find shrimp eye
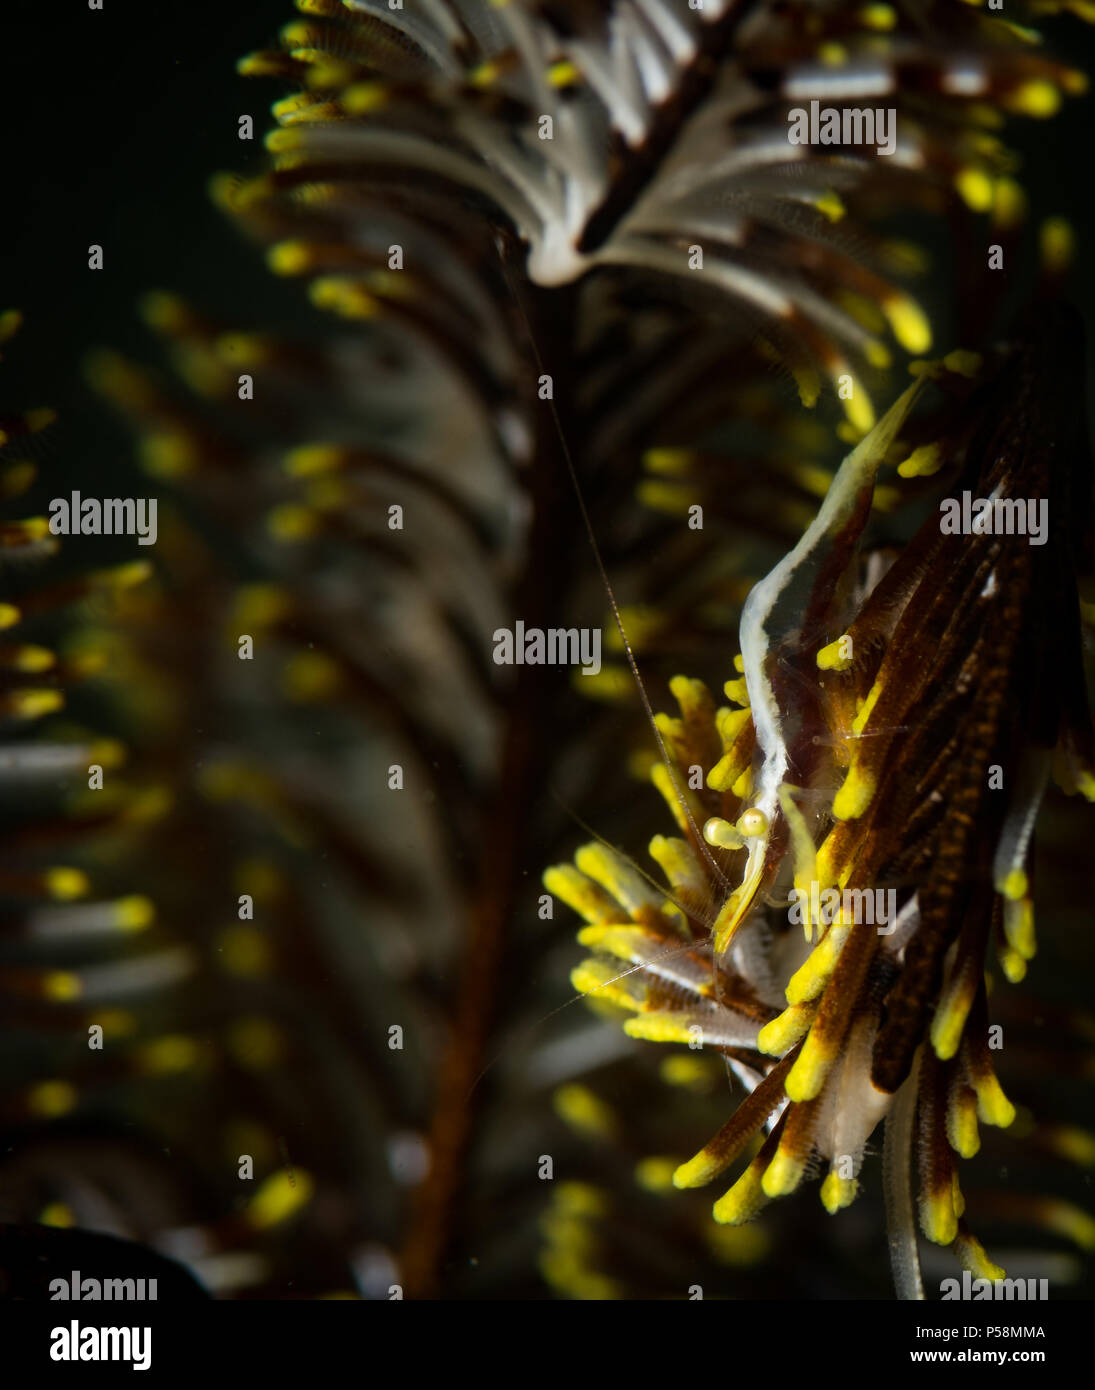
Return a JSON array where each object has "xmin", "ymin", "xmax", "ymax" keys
[
  {"xmin": 703, "ymin": 817, "xmax": 743, "ymax": 849},
  {"xmin": 736, "ymin": 807, "xmax": 768, "ymax": 838}
]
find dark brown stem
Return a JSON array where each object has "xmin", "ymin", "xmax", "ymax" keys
[{"xmin": 398, "ymin": 277, "xmax": 578, "ymax": 1298}]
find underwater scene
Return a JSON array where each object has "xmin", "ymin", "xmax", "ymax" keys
[{"xmin": 2, "ymin": 0, "xmax": 1094, "ymax": 1317}]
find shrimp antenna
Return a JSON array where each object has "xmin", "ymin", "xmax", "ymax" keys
[{"xmin": 493, "ymin": 231, "xmax": 732, "ymax": 895}]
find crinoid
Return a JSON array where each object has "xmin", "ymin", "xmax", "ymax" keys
[
  {"xmin": 551, "ymin": 311, "xmax": 1095, "ymax": 1297},
  {"xmin": 217, "ymin": 0, "xmax": 1094, "ymax": 1298},
  {"xmin": 4, "ymin": 0, "xmax": 1094, "ymax": 1306}
]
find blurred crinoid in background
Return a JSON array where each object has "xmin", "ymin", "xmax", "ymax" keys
[{"xmin": 2, "ymin": 0, "xmax": 1095, "ymax": 1300}]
